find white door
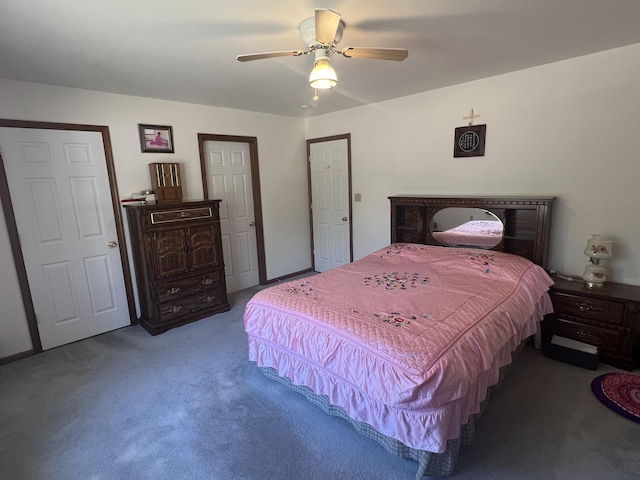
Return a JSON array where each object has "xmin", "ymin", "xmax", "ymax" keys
[
  {"xmin": 309, "ymin": 138, "xmax": 351, "ymax": 272},
  {"xmin": 0, "ymin": 128, "xmax": 130, "ymax": 350},
  {"xmin": 203, "ymin": 140, "xmax": 259, "ymax": 293}
]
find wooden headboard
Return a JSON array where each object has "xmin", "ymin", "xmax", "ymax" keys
[{"xmin": 389, "ymin": 195, "xmax": 555, "ymax": 268}]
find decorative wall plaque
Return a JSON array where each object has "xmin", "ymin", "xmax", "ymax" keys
[{"xmin": 454, "ymin": 124, "xmax": 486, "ymax": 157}]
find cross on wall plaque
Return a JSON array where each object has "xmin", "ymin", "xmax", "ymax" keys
[
  {"xmin": 454, "ymin": 109, "xmax": 486, "ymax": 157},
  {"xmin": 463, "ymin": 108, "xmax": 480, "ymax": 126}
]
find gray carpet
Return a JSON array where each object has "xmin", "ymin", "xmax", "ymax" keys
[{"xmin": 1, "ymin": 283, "xmax": 638, "ymax": 480}]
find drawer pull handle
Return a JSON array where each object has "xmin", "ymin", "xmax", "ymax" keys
[
  {"xmin": 169, "ymin": 305, "xmax": 182, "ymax": 313},
  {"xmin": 575, "ymin": 302, "xmax": 604, "ymax": 313},
  {"xmin": 166, "ymin": 287, "xmax": 181, "ymax": 295},
  {"xmin": 178, "ymin": 211, "xmax": 190, "ymax": 218},
  {"xmin": 204, "ymin": 295, "xmax": 216, "ymax": 303},
  {"xmin": 575, "ymin": 328, "xmax": 588, "ymax": 338},
  {"xmin": 201, "ymin": 278, "xmax": 214, "ymax": 285}
]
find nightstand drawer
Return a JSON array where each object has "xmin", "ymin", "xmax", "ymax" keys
[
  {"xmin": 550, "ymin": 292, "xmax": 624, "ymax": 326},
  {"xmin": 549, "ymin": 316, "xmax": 625, "ymax": 352}
]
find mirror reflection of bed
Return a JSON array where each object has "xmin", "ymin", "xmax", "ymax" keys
[{"xmin": 431, "ymin": 207, "xmax": 504, "ymax": 248}]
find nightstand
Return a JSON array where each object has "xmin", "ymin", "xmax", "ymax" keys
[{"xmin": 542, "ymin": 277, "xmax": 640, "ymax": 371}]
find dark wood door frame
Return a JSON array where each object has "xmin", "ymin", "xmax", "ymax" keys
[
  {"xmin": 197, "ymin": 133, "xmax": 267, "ymax": 285},
  {"xmin": 0, "ymin": 119, "xmax": 137, "ymax": 363}
]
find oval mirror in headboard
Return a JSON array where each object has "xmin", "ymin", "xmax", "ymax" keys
[{"xmin": 430, "ymin": 207, "xmax": 503, "ymax": 248}]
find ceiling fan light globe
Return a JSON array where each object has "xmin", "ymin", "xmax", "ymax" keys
[
  {"xmin": 310, "ymin": 78, "xmax": 337, "ymax": 89},
  {"xmin": 309, "ymin": 59, "xmax": 337, "ymax": 89}
]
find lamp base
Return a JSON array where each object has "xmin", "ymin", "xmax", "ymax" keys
[{"xmin": 582, "ymin": 263, "xmax": 606, "ymax": 288}]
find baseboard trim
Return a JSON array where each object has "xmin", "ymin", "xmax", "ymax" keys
[
  {"xmin": 0, "ymin": 349, "xmax": 35, "ymax": 365},
  {"xmin": 266, "ymin": 267, "xmax": 314, "ymax": 284}
]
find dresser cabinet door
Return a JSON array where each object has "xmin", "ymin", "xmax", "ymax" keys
[
  {"xmin": 187, "ymin": 224, "xmax": 221, "ymax": 271},
  {"xmin": 152, "ymin": 229, "xmax": 189, "ymax": 278}
]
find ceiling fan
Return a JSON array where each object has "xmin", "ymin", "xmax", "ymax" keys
[{"xmin": 236, "ymin": 9, "xmax": 408, "ymax": 90}]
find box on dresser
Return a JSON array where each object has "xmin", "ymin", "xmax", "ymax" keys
[
  {"xmin": 542, "ymin": 276, "xmax": 640, "ymax": 371},
  {"xmin": 124, "ymin": 200, "xmax": 230, "ymax": 335}
]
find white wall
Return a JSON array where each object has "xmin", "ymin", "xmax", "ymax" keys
[
  {"xmin": 0, "ymin": 79, "xmax": 311, "ymax": 358},
  {"xmin": 3, "ymin": 42, "xmax": 640, "ymax": 360},
  {"xmin": 305, "ymin": 43, "xmax": 640, "ymax": 287}
]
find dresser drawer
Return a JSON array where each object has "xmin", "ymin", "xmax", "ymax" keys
[
  {"xmin": 550, "ymin": 292, "xmax": 624, "ymax": 327},
  {"xmin": 157, "ymin": 287, "xmax": 227, "ymax": 324},
  {"xmin": 149, "ymin": 206, "xmax": 218, "ymax": 225},
  {"xmin": 549, "ymin": 316, "xmax": 626, "ymax": 352},
  {"xmin": 155, "ymin": 270, "xmax": 225, "ymax": 304}
]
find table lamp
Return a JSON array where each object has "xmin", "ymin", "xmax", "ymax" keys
[{"xmin": 581, "ymin": 234, "xmax": 612, "ymax": 288}]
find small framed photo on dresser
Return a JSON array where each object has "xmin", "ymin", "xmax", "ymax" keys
[{"xmin": 139, "ymin": 124, "xmax": 174, "ymax": 153}]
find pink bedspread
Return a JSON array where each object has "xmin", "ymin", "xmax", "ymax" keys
[
  {"xmin": 244, "ymin": 243, "xmax": 553, "ymax": 453},
  {"xmin": 432, "ymin": 220, "xmax": 503, "ymax": 247}
]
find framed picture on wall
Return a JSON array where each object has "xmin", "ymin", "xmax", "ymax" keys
[
  {"xmin": 139, "ymin": 124, "xmax": 174, "ymax": 153},
  {"xmin": 453, "ymin": 124, "xmax": 486, "ymax": 157}
]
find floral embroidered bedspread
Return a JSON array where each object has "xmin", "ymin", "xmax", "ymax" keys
[
  {"xmin": 431, "ymin": 220, "xmax": 503, "ymax": 247},
  {"xmin": 244, "ymin": 243, "xmax": 553, "ymax": 452}
]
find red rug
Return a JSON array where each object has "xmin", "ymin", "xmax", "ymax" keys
[{"xmin": 591, "ymin": 372, "xmax": 640, "ymax": 424}]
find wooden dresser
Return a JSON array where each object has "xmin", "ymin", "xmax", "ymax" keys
[
  {"xmin": 542, "ymin": 277, "xmax": 640, "ymax": 371},
  {"xmin": 124, "ymin": 200, "xmax": 230, "ymax": 335}
]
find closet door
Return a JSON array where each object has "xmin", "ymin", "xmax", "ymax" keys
[
  {"xmin": 202, "ymin": 140, "xmax": 259, "ymax": 292},
  {"xmin": 0, "ymin": 127, "xmax": 130, "ymax": 350},
  {"xmin": 308, "ymin": 136, "xmax": 352, "ymax": 272}
]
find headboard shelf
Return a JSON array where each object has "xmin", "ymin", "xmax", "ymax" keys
[{"xmin": 389, "ymin": 195, "xmax": 555, "ymax": 268}]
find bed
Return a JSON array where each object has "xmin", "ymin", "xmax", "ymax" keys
[
  {"xmin": 244, "ymin": 196, "xmax": 555, "ymax": 478},
  {"xmin": 431, "ymin": 219, "xmax": 503, "ymax": 248}
]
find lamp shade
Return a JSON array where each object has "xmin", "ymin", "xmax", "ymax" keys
[
  {"xmin": 582, "ymin": 234, "xmax": 612, "ymax": 287},
  {"xmin": 309, "ymin": 58, "xmax": 337, "ymax": 89},
  {"xmin": 583, "ymin": 234, "xmax": 612, "ymax": 259}
]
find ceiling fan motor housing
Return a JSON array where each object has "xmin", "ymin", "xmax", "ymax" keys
[{"xmin": 299, "ymin": 16, "xmax": 344, "ymax": 47}]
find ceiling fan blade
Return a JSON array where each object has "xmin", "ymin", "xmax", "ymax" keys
[
  {"xmin": 341, "ymin": 47, "xmax": 409, "ymax": 61},
  {"xmin": 236, "ymin": 50, "xmax": 304, "ymax": 62},
  {"xmin": 315, "ymin": 9, "xmax": 341, "ymax": 45}
]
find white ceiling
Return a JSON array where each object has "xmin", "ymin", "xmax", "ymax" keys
[{"xmin": 2, "ymin": 0, "xmax": 640, "ymax": 118}]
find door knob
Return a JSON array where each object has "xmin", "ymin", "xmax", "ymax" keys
[
  {"xmin": 249, "ymin": 221, "xmax": 255, "ymax": 227},
  {"xmin": 108, "ymin": 240, "xmax": 118, "ymax": 247},
  {"xmin": 342, "ymin": 217, "xmax": 348, "ymax": 222}
]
